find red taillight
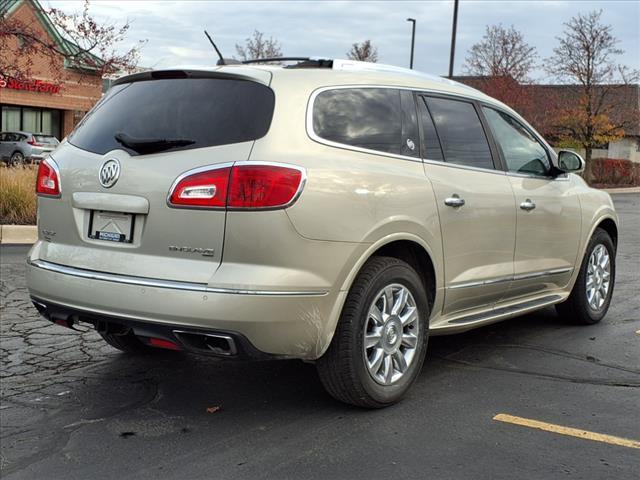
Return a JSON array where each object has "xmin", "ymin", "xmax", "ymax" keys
[
  {"xmin": 27, "ymin": 136, "xmax": 36, "ymax": 145},
  {"xmin": 169, "ymin": 167, "xmax": 231, "ymax": 208},
  {"xmin": 168, "ymin": 163, "xmax": 304, "ymax": 210},
  {"xmin": 228, "ymin": 165, "xmax": 303, "ymax": 209},
  {"xmin": 36, "ymin": 159, "xmax": 61, "ymax": 197}
]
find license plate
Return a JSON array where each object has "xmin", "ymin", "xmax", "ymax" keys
[{"xmin": 89, "ymin": 210, "xmax": 134, "ymax": 243}]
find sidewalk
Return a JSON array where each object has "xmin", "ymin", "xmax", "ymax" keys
[
  {"xmin": 0, "ymin": 225, "xmax": 37, "ymax": 244},
  {"xmin": 603, "ymin": 187, "xmax": 640, "ymax": 194}
]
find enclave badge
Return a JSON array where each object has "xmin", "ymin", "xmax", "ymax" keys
[
  {"xmin": 169, "ymin": 245, "xmax": 215, "ymax": 257},
  {"xmin": 99, "ymin": 159, "xmax": 121, "ymax": 188}
]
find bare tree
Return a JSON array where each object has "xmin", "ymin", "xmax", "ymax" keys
[
  {"xmin": 346, "ymin": 40, "xmax": 378, "ymax": 62},
  {"xmin": 546, "ymin": 10, "xmax": 639, "ymax": 170},
  {"xmin": 235, "ymin": 30, "xmax": 282, "ymax": 61},
  {"xmin": 0, "ymin": 0, "xmax": 143, "ymax": 80},
  {"xmin": 463, "ymin": 24, "xmax": 537, "ymax": 82}
]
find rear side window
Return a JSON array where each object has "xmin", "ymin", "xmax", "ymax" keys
[
  {"xmin": 69, "ymin": 78, "xmax": 275, "ymax": 156},
  {"xmin": 425, "ymin": 97, "xmax": 494, "ymax": 169},
  {"xmin": 312, "ymin": 88, "xmax": 419, "ymax": 157}
]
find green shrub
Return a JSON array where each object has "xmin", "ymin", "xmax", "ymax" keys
[{"xmin": 0, "ymin": 165, "xmax": 37, "ymax": 225}]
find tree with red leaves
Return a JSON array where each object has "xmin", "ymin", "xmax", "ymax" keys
[{"xmin": 0, "ymin": 0, "xmax": 144, "ymax": 81}]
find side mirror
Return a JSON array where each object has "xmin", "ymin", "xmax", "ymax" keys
[{"xmin": 557, "ymin": 150, "xmax": 585, "ymax": 174}]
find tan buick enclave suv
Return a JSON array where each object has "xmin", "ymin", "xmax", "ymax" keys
[{"xmin": 27, "ymin": 59, "xmax": 618, "ymax": 407}]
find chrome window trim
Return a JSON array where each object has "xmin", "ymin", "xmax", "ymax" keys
[
  {"xmin": 422, "ymin": 157, "xmax": 507, "ymax": 176},
  {"xmin": 447, "ymin": 267, "xmax": 573, "ymax": 290},
  {"xmin": 166, "ymin": 161, "xmax": 308, "ymax": 211},
  {"xmin": 29, "ymin": 259, "xmax": 328, "ymax": 297},
  {"xmin": 306, "ymin": 84, "xmax": 506, "ymax": 174}
]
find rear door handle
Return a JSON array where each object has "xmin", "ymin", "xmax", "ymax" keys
[
  {"xmin": 520, "ymin": 199, "xmax": 536, "ymax": 211},
  {"xmin": 444, "ymin": 195, "xmax": 465, "ymax": 208}
]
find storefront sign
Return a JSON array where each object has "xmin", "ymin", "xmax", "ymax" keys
[{"xmin": 0, "ymin": 76, "xmax": 62, "ymax": 94}]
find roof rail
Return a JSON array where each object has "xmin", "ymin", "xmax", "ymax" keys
[{"xmin": 241, "ymin": 57, "xmax": 316, "ymax": 64}]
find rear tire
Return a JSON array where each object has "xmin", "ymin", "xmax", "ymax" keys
[
  {"xmin": 100, "ymin": 331, "xmax": 156, "ymax": 354},
  {"xmin": 9, "ymin": 151, "xmax": 24, "ymax": 166},
  {"xmin": 317, "ymin": 256, "xmax": 429, "ymax": 408},
  {"xmin": 555, "ymin": 228, "xmax": 615, "ymax": 325}
]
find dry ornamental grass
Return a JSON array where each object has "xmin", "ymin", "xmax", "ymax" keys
[{"xmin": 0, "ymin": 165, "xmax": 38, "ymax": 225}]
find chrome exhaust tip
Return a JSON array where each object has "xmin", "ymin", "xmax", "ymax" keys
[{"xmin": 173, "ymin": 330, "xmax": 238, "ymax": 356}]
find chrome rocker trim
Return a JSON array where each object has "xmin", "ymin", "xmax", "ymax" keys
[
  {"xmin": 448, "ymin": 267, "xmax": 573, "ymax": 290},
  {"xmin": 29, "ymin": 259, "xmax": 328, "ymax": 297}
]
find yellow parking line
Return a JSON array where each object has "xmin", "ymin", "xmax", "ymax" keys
[{"xmin": 493, "ymin": 414, "xmax": 640, "ymax": 449}]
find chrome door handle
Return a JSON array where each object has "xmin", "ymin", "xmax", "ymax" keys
[
  {"xmin": 444, "ymin": 195, "xmax": 465, "ymax": 208},
  {"xmin": 520, "ymin": 199, "xmax": 536, "ymax": 211}
]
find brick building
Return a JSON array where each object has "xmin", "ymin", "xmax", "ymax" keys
[{"xmin": 0, "ymin": 0, "xmax": 103, "ymax": 140}]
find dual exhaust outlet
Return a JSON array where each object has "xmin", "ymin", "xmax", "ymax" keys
[{"xmin": 33, "ymin": 299, "xmax": 238, "ymax": 357}]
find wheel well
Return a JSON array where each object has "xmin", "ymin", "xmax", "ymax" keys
[
  {"xmin": 372, "ymin": 240, "xmax": 436, "ymax": 311},
  {"xmin": 596, "ymin": 218, "xmax": 618, "ymax": 248}
]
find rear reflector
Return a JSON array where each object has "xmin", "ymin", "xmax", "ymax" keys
[
  {"xmin": 36, "ymin": 158, "xmax": 61, "ymax": 197},
  {"xmin": 148, "ymin": 337, "xmax": 182, "ymax": 350},
  {"xmin": 168, "ymin": 163, "xmax": 304, "ymax": 210}
]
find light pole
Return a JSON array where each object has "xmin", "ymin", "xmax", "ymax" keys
[
  {"xmin": 407, "ymin": 18, "xmax": 416, "ymax": 69},
  {"xmin": 448, "ymin": 0, "xmax": 459, "ymax": 78}
]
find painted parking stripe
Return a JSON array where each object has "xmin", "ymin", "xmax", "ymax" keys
[{"xmin": 493, "ymin": 414, "xmax": 640, "ymax": 449}]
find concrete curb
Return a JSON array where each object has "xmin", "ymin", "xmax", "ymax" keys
[
  {"xmin": 603, "ymin": 187, "xmax": 640, "ymax": 194},
  {"xmin": 1, "ymin": 225, "xmax": 38, "ymax": 244}
]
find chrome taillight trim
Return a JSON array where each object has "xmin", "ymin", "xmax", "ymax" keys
[
  {"xmin": 166, "ymin": 161, "xmax": 307, "ymax": 211},
  {"xmin": 36, "ymin": 156, "xmax": 62, "ymax": 198},
  {"xmin": 166, "ymin": 162, "xmax": 234, "ymax": 210}
]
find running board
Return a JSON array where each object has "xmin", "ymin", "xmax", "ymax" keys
[{"xmin": 446, "ymin": 294, "xmax": 563, "ymax": 326}]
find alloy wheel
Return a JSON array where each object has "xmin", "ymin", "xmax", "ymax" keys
[
  {"xmin": 363, "ymin": 283, "xmax": 419, "ymax": 385},
  {"xmin": 586, "ymin": 244, "xmax": 611, "ymax": 311}
]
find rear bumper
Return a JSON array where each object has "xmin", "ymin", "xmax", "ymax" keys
[{"xmin": 27, "ymin": 259, "xmax": 345, "ymax": 360}]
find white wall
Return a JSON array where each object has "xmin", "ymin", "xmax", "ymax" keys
[{"xmin": 608, "ymin": 137, "xmax": 640, "ymax": 162}]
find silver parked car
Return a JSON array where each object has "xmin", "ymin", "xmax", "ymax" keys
[
  {"xmin": 27, "ymin": 59, "xmax": 618, "ymax": 407},
  {"xmin": 0, "ymin": 131, "xmax": 60, "ymax": 165}
]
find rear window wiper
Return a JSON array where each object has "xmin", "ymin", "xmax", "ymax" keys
[{"xmin": 114, "ymin": 132, "xmax": 195, "ymax": 154}]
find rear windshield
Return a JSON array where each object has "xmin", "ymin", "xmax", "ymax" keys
[
  {"xmin": 35, "ymin": 135, "xmax": 59, "ymax": 144},
  {"xmin": 69, "ymin": 77, "xmax": 275, "ymax": 156}
]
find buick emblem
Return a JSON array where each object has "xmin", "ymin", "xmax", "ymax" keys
[{"xmin": 99, "ymin": 159, "xmax": 120, "ymax": 188}]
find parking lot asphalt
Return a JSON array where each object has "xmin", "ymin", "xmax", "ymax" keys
[{"xmin": 1, "ymin": 193, "xmax": 639, "ymax": 480}]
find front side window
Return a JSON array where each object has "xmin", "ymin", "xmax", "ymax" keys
[
  {"xmin": 483, "ymin": 107, "xmax": 550, "ymax": 175},
  {"xmin": 425, "ymin": 97, "xmax": 494, "ymax": 169},
  {"xmin": 312, "ymin": 88, "xmax": 419, "ymax": 157}
]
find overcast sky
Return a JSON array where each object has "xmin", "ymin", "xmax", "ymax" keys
[{"xmin": 48, "ymin": 0, "xmax": 639, "ymax": 80}]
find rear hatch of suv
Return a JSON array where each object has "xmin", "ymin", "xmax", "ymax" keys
[{"xmin": 35, "ymin": 69, "xmax": 274, "ymax": 284}]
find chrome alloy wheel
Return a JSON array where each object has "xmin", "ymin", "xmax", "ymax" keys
[
  {"xmin": 363, "ymin": 284, "xmax": 419, "ymax": 385},
  {"xmin": 586, "ymin": 244, "xmax": 611, "ymax": 311}
]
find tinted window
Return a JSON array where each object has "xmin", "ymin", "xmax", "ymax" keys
[
  {"xmin": 35, "ymin": 135, "xmax": 59, "ymax": 145},
  {"xmin": 313, "ymin": 88, "xmax": 418, "ymax": 157},
  {"xmin": 69, "ymin": 78, "xmax": 275, "ymax": 156},
  {"xmin": 417, "ymin": 97, "xmax": 443, "ymax": 161},
  {"xmin": 483, "ymin": 107, "xmax": 550, "ymax": 175},
  {"xmin": 425, "ymin": 97, "xmax": 493, "ymax": 169}
]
